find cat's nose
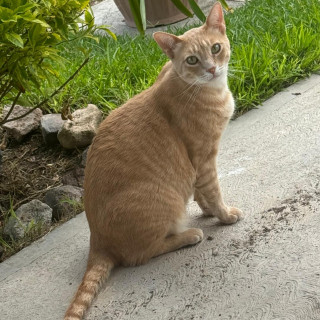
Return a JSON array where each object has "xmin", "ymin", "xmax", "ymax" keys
[{"xmin": 207, "ymin": 66, "xmax": 216, "ymax": 74}]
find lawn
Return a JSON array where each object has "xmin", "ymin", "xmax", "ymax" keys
[{"xmin": 23, "ymin": 0, "xmax": 320, "ymax": 116}]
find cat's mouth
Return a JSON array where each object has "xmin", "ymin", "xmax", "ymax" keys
[
  {"xmin": 196, "ymin": 70, "xmax": 227, "ymax": 87},
  {"xmin": 201, "ymin": 72, "xmax": 221, "ymax": 82},
  {"xmin": 210, "ymin": 73, "xmax": 220, "ymax": 79},
  {"xmin": 205, "ymin": 65, "xmax": 227, "ymax": 82}
]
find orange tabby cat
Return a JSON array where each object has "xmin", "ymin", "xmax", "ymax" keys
[{"xmin": 64, "ymin": 2, "xmax": 242, "ymax": 319}]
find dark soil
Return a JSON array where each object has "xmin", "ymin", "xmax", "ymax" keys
[{"xmin": 0, "ymin": 128, "xmax": 84, "ymax": 261}]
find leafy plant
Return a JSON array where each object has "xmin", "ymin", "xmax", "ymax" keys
[
  {"xmin": 128, "ymin": 0, "xmax": 233, "ymax": 35},
  {"xmin": 0, "ymin": 0, "xmax": 116, "ymax": 126}
]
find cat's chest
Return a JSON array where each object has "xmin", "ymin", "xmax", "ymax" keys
[
  {"xmin": 188, "ymin": 91, "xmax": 234, "ymax": 134},
  {"xmin": 178, "ymin": 91, "xmax": 234, "ymax": 165},
  {"xmin": 221, "ymin": 93, "xmax": 235, "ymax": 118}
]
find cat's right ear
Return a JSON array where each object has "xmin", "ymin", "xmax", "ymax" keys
[
  {"xmin": 205, "ymin": 2, "xmax": 226, "ymax": 34},
  {"xmin": 153, "ymin": 32, "xmax": 182, "ymax": 59}
]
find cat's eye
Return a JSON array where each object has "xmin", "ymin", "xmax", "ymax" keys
[
  {"xmin": 186, "ymin": 56, "xmax": 198, "ymax": 65},
  {"xmin": 211, "ymin": 43, "xmax": 221, "ymax": 54}
]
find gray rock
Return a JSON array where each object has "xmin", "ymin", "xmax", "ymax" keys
[
  {"xmin": 3, "ymin": 200, "xmax": 52, "ymax": 241},
  {"xmin": 62, "ymin": 167, "xmax": 85, "ymax": 187},
  {"xmin": 40, "ymin": 114, "xmax": 65, "ymax": 145},
  {"xmin": 2, "ymin": 105, "xmax": 43, "ymax": 142},
  {"xmin": 80, "ymin": 147, "xmax": 89, "ymax": 168},
  {"xmin": 44, "ymin": 185, "xmax": 83, "ymax": 220},
  {"xmin": 57, "ymin": 104, "xmax": 102, "ymax": 149}
]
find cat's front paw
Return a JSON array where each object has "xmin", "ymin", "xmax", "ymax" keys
[{"xmin": 218, "ymin": 206, "xmax": 243, "ymax": 224}]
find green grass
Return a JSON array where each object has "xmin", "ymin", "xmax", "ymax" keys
[
  {"xmin": 0, "ymin": 196, "xmax": 84, "ymax": 262},
  {"xmin": 19, "ymin": 0, "xmax": 320, "ymax": 115},
  {"xmin": 0, "ymin": 199, "xmax": 49, "ymax": 262},
  {"xmin": 226, "ymin": 0, "xmax": 320, "ymax": 113}
]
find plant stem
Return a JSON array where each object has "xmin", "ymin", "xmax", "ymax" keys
[
  {"xmin": 0, "ymin": 80, "xmax": 12, "ymax": 103},
  {"xmin": 0, "ymin": 57, "xmax": 89, "ymax": 126},
  {"xmin": 1, "ymin": 90, "xmax": 22, "ymax": 124}
]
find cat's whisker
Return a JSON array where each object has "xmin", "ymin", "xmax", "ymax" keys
[
  {"xmin": 169, "ymin": 73, "xmax": 184, "ymax": 82},
  {"xmin": 180, "ymin": 81, "xmax": 197, "ymax": 107},
  {"xmin": 227, "ymin": 67, "xmax": 243, "ymax": 73},
  {"xmin": 191, "ymin": 86, "xmax": 202, "ymax": 106},
  {"xmin": 223, "ymin": 66, "xmax": 243, "ymax": 81},
  {"xmin": 176, "ymin": 78, "xmax": 201, "ymax": 99},
  {"xmin": 183, "ymin": 82, "xmax": 202, "ymax": 109},
  {"xmin": 227, "ymin": 71, "xmax": 241, "ymax": 76},
  {"xmin": 228, "ymin": 70, "xmax": 243, "ymax": 80},
  {"xmin": 228, "ymin": 68, "xmax": 242, "ymax": 73},
  {"xmin": 227, "ymin": 73, "xmax": 243, "ymax": 81},
  {"xmin": 198, "ymin": 74, "xmax": 212, "ymax": 83}
]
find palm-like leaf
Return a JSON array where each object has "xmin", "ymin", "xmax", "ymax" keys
[{"xmin": 128, "ymin": 0, "xmax": 234, "ymax": 35}]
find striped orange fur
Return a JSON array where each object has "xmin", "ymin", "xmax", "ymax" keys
[{"xmin": 64, "ymin": 3, "xmax": 242, "ymax": 319}]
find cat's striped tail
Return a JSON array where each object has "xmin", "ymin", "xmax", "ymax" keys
[{"xmin": 64, "ymin": 251, "xmax": 114, "ymax": 320}]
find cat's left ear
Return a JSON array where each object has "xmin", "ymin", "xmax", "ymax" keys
[
  {"xmin": 153, "ymin": 32, "xmax": 182, "ymax": 59},
  {"xmin": 205, "ymin": 2, "xmax": 226, "ymax": 34}
]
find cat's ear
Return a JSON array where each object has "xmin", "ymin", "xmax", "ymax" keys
[
  {"xmin": 205, "ymin": 2, "xmax": 226, "ymax": 34},
  {"xmin": 153, "ymin": 32, "xmax": 182, "ymax": 59}
]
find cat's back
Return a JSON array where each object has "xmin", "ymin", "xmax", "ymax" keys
[
  {"xmin": 84, "ymin": 88, "xmax": 195, "ymax": 211},
  {"xmin": 87, "ymin": 88, "xmax": 167, "ymax": 167}
]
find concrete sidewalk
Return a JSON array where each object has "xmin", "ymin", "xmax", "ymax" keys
[{"xmin": 1, "ymin": 74, "xmax": 320, "ymax": 320}]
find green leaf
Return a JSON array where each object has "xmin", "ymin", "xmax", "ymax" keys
[
  {"xmin": 79, "ymin": 0, "xmax": 90, "ymax": 10},
  {"xmin": 98, "ymin": 25, "xmax": 117, "ymax": 40},
  {"xmin": 84, "ymin": 34, "xmax": 100, "ymax": 42},
  {"xmin": 14, "ymin": 3, "xmax": 37, "ymax": 14},
  {"xmin": 28, "ymin": 65, "xmax": 42, "ymax": 88},
  {"xmin": 85, "ymin": 7, "xmax": 95, "ymax": 28},
  {"xmin": 31, "ymin": 19, "xmax": 50, "ymax": 28},
  {"xmin": 28, "ymin": 23, "xmax": 42, "ymax": 48},
  {"xmin": 140, "ymin": 0, "xmax": 146, "ymax": 32},
  {"xmin": 22, "ymin": 15, "xmax": 50, "ymax": 28},
  {"xmin": 84, "ymin": 9, "xmax": 93, "ymax": 24},
  {"xmin": 12, "ymin": 66, "xmax": 26, "ymax": 92},
  {"xmin": 78, "ymin": 46, "xmax": 91, "ymax": 57},
  {"xmin": 42, "ymin": 63, "xmax": 60, "ymax": 77},
  {"xmin": 128, "ymin": 0, "xmax": 144, "ymax": 35},
  {"xmin": 188, "ymin": 0, "xmax": 206, "ymax": 23},
  {"xmin": 0, "ymin": 7, "xmax": 16, "ymax": 22},
  {"xmin": 55, "ymin": 17, "xmax": 68, "ymax": 39},
  {"xmin": 5, "ymin": 32, "xmax": 24, "ymax": 48},
  {"xmin": 171, "ymin": 0, "xmax": 193, "ymax": 18},
  {"xmin": 51, "ymin": 32, "xmax": 61, "ymax": 41},
  {"xmin": 45, "ymin": 52, "xmax": 66, "ymax": 65},
  {"xmin": 218, "ymin": 0, "xmax": 233, "ymax": 12},
  {"xmin": 69, "ymin": 21, "xmax": 79, "ymax": 33}
]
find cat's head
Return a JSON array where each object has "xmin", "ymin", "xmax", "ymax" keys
[{"xmin": 153, "ymin": 2, "xmax": 230, "ymax": 88}]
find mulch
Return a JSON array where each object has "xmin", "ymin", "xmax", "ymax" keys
[{"xmin": 0, "ymin": 129, "xmax": 82, "ymax": 228}]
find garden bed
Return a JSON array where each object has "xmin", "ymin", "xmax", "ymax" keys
[{"xmin": 0, "ymin": 129, "xmax": 83, "ymax": 261}]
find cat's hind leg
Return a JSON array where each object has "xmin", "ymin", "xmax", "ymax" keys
[
  {"xmin": 151, "ymin": 227, "xmax": 204, "ymax": 258},
  {"xmin": 120, "ymin": 226, "xmax": 203, "ymax": 265}
]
